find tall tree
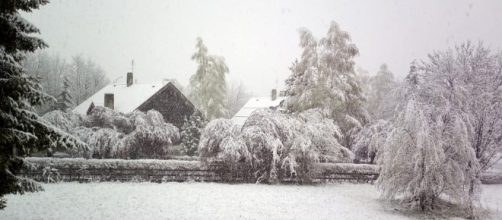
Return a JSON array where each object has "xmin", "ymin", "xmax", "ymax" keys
[
  {"xmin": 69, "ymin": 54, "xmax": 109, "ymax": 106},
  {"xmin": 283, "ymin": 21, "xmax": 369, "ymax": 147},
  {"xmin": 188, "ymin": 37, "xmax": 229, "ymax": 120},
  {"xmin": 0, "ymin": 0, "xmax": 85, "ymax": 209},
  {"xmin": 283, "ymin": 29, "xmax": 320, "ymax": 111},
  {"xmin": 366, "ymin": 64, "xmax": 397, "ymax": 120},
  {"xmin": 420, "ymin": 42, "xmax": 502, "ymax": 173},
  {"xmin": 376, "ymin": 45, "xmax": 500, "ymax": 216},
  {"xmin": 418, "ymin": 43, "xmax": 502, "ymax": 216},
  {"xmin": 378, "ymin": 98, "xmax": 477, "ymax": 212},
  {"xmin": 356, "ymin": 66, "xmax": 370, "ymax": 97},
  {"xmin": 57, "ymin": 75, "xmax": 73, "ymax": 112}
]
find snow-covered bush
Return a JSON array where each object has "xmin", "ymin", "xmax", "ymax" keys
[
  {"xmin": 88, "ymin": 128, "xmax": 125, "ymax": 159},
  {"xmin": 69, "ymin": 126, "xmax": 94, "ymax": 144},
  {"xmin": 239, "ymin": 125, "xmax": 283, "ymax": 182},
  {"xmin": 351, "ymin": 126, "xmax": 372, "ymax": 162},
  {"xmin": 298, "ymin": 109, "xmax": 343, "ymax": 141},
  {"xmin": 198, "ymin": 119, "xmax": 239, "ymax": 159},
  {"xmin": 42, "ymin": 110, "xmax": 75, "ymax": 132},
  {"xmin": 67, "ymin": 126, "xmax": 94, "ymax": 158},
  {"xmin": 86, "ymin": 106, "xmax": 134, "ymax": 134},
  {"xmin": 124, "ymin": 123, "xmax": 179, "ymax": 159},
  {"xmin": 180, "ymin": 112, "xmax": 207, "ymax": 156},
  {"xmin": 113, "ymin": 110, "xmax": 180, "ymax": 159},
  {"xmin": 199, "ymin": 115, "xmax": 285, "ymax": 182},
  {"xmin": 66, "ymin": 127, "xmax": 125, "ymax": 158},
  {"xmin": 199, "ymin": 109, "xmax": 353, "ymax": 183},
  {"xmin": 43, "ymin": 110, "xmax": 87, "ymax": 132},
  {"xmin": 301, "ymin": 117, "xmax": 353, "ymax": 163},
  {"xmin": 352, "ymin": 120, "xmax": 391, "ymax": 163},
  {"xmin": 240, "ymin": 109, "xmax": 311, "ymax": 182},
  {"xmin": 53, "ymin": 108, "xmax": 180, "ymax": 159}
]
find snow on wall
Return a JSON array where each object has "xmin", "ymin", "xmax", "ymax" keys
[
  {"xmin": 73, "ymin": 81, "xmax": 169, "ymax": 115},
  {"xmin": 231, "ymin": 96, "xmax": 286, "ymax": 127},
  {"xmin": 24, "ymin": 157, "xmax": 203, "ymax": 170}
]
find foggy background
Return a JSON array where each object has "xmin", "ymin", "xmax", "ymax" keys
[{"xmin": 24, "ymin": 0, "xmax": 502, "ymax": 96}]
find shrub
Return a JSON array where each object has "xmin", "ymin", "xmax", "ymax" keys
[
  {"xmin": 180, "ymin": 112, "xmax": 207, "ymax": 156},
  {"xmin": 118, "ymin": 110, "xmax": 180, "ymax": 159},
  {"xmin": 47, "ymin": 108, "xmax": 180, "ymax": 159},
  {"xmin": 352, "ymin": 120, "xmax": 391, "ymax": 163},
  {"xmin": 198, "ymin": 119, "xmax": 239, "ymax": 159},
  {"xmin": 42, "ymin": 110, "xmax": 78, "ymax": 132},
  {"xmin": 88, "ymin": 128, "xmax": 126, "ymax": 159},
  {"xmin": 199, "ymin": 109, "xmax": 353, "ymax": 183},
  {"xmin": 86, "ymin": 106, "xmax": 134, "ymax": 133}
]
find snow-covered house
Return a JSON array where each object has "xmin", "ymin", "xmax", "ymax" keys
[
  {"xmin": 231, "ymin": 89, "xmax": 285, "ymax": 128},
  {"xmin": 73, "ymin": 72, "xmax": 196, "ymax": 128}
]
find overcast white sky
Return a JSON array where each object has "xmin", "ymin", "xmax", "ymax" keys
[{"xmin": 25, "ymin": 0, "xmax": 502, "ymax": 96}]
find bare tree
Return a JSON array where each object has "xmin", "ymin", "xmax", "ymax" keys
[
  {"xmin": 226, "ymin": 81, "xmax": 252, "ymax": 118},
  {"xmin": 23, "ymin": 53, "xmax": 110, "ymax": 112}
]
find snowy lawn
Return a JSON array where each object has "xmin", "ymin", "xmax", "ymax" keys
[{"xmin": 1, "ymin": 183, "xmax": 501, "ymax": 220}]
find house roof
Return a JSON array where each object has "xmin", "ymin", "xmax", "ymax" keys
[
  {"xmin": 73, "ymin": 81, "xmax": 170, "ymax": 115},
  {"xmin": 231, "ymin": 96, "xmax": 286, "ymax": 127}
]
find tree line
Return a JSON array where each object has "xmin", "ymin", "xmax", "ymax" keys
[
  {"xmin": 280, "ymin": 21, "xmax": 501, "ymax": 217},
  {"xmin": 22, "ymin": 52, "xmax": 110, "ymax": 113}
]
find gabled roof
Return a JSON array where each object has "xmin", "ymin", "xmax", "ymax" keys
[
  {"xmin": 73, "ymin": 81, "xmax": 170, "ymax": 115},
  {"xmin": 231, "ymin": 96, "xmax": 286, "ymax": 127}
]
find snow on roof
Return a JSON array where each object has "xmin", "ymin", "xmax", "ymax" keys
[
  {"xmin": 73, "ymin": 81, "xmax": 169, "ymax": 115},
  {"xmin": 231, "ymin": 96, "xmax": 286, "ymax": 127}
]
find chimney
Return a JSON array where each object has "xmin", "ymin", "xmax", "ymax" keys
[
  {"xmin": 127, "ymin": 72, "xmax": 133, "ymax": 87},
  {"xmin": 104, "ymin": 93, "xmax": 114, "ymax": 110},
  {"xmin": 271, "ymin": 89, "xmax": 277, "ymax": 101}
]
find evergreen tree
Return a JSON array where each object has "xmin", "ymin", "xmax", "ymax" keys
[
  {"xmin": 188, "ymin": 37, "xmax": 229, "ymax": 120},
  {"xmin": 57, "ymin": 75, "xmax": 73, "ymax": 112},
  {"xmin": 0, "ymin": 0, "xmax": 86, "ymax": 209},
  {"xmin": 180, "ymin": 111, "xmax": 207, "ymax": 156}
]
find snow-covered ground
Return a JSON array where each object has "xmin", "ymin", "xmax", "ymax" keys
[{"xmin": 1, "ymin": 183, "xmax": 501, "ymax": 220}]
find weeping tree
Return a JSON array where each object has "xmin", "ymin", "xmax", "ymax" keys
[
  {"xmin": 378, "ymin": 61, "xmax": 480, "ymax": 216},
  {"xmin": 422, "ymin": 42, "xmax": 502, "ymax": 173},
  {"xmin": 198, "ymin": 109, "xmax": 353, "ymax": 183},
  {"xmin": 378, "ymin": 99, "xmax": 478, "ymax": 212},
  {"xmin": 0, "ymin": 0, "xmax": 86, "ymax": 209}
]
